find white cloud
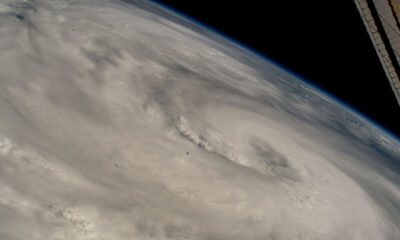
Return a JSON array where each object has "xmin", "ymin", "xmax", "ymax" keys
[{"xmin": 0, "ymin": 0, "xmax": 399, "ymax": 239}]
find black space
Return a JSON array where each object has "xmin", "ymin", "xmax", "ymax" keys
[{"xmin": 154, "ymin": 0, "xmax": 400, "ymax": 138}]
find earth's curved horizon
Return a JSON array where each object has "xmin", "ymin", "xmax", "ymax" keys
[{"xmin": 0, "ymin": 0, "xmax": 400, "ymax": 239}]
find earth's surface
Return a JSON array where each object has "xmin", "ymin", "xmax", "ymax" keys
[{"xmin": 0, "ymin": 0, "xmax": 400, "ymax": 239}]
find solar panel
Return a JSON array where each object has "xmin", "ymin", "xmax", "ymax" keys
[{"xmin": 354, "ymin": 0, "xmax": 400, "ymax": 106}]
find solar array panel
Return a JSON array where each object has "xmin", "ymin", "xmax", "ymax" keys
[{"xmin": 354, "ymin": 0, "xmax": 400, "ymax": 106}]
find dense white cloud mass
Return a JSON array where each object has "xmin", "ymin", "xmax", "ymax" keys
[{"xmin": 0, "ymin": 0, "xmax": 400, "ymax": 239}]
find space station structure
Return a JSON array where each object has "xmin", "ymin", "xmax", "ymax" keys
[{"xmin": 354, "ymin": 0, "xmax": 400, "ymax": 106}]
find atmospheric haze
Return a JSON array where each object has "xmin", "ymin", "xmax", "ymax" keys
[{"xmin": 0, "ymin": 0, "xmax": 400, "ymax": 239}]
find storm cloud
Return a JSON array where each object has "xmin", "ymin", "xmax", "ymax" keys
[{"xmin": 0, "ymin": 0, "xmax": 399, "ymax": 239}]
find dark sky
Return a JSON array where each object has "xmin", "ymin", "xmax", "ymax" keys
[{"xmin": 155, "ymin": 0, "xmax": 400, "ymax": 138}]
